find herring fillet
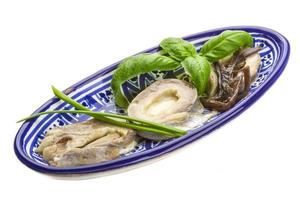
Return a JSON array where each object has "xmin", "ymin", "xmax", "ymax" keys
[{"xmin": 36, "ymin": 119, "xmax": 137, "ymax": 167}]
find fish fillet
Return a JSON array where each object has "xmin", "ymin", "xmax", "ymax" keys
[{"xmin": 36, "ymin": 119, "xmax": 138, "ymax": 167}]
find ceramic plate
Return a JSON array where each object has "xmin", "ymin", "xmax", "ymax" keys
[{"xmin": 14, "ymin": 26, "xmax": 290, "ymax": 174}]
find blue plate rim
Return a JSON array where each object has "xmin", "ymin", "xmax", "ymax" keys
[{"xmin": 14, "ymin": 26, "xmax": 290, "ymax": 174}]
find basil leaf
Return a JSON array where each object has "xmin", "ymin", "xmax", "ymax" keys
[
  {"xmin": 112, "ymin": 53, "xmax": 180, "ymax": 108},
  {"xmin": 199, "ymin": 30, "xmax": 253, "ymax": 62},
  {"xmin": 182, "ymin": 56, "xmax": 211, "ymax": 96},
  {"xmin": 160, "ymin": 37, "xmax": 197, "ymax": 61}
]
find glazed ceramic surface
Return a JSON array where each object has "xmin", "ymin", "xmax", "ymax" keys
[{"xmin": 14, "ymin": 26, "xmax": 290, "ymax": 174}]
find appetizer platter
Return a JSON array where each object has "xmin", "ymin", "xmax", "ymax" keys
[{"xmin": 14, "ymin": 26, "xmax": 290, "ymax": 174}]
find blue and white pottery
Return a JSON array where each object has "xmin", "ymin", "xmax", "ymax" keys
[{"xmin": 14, "ymin": 26, "xmax": 290, "ymax": 174}]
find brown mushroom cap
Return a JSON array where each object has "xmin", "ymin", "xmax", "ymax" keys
[{"xmin": 202, "ymin": 47, "xmax": 261, "ymax": 112}]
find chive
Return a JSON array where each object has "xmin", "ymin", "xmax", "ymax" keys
[
  {"xmin": 17, "ymin": 110, "xmax": 184, "ymax": 137},
  {"xmin": 51, "ymin": 86, "xmax": 89, "ymax": 111},
  {"xmin": 17, "ymin": 86, "xmax": 187, "ymax": 137}
]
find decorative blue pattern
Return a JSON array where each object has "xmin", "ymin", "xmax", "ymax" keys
[{"xmin": 14, "ymin": 26, "xmax": 290, "ymax": 174}]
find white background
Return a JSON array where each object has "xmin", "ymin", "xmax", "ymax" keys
[{"xmin": 1, "ymin": 0, "xmax": 299, "ymax": 199}]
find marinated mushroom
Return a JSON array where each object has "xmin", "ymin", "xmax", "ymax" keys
[
  {"xmin": 128, "ymin": 79, "xmax": 198, "ymax": 140},
  {"xmin": 202, "ymin": 47, "xmax": 261, "ymax": 111},
  {"xmin": 128, "ymin": 79, "xmax": 197, "ymax": 123}
]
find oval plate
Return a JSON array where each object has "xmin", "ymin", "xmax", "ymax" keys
[{"xmin": 14, "ymin": 26, "xmax": 290, "ymax": 174}]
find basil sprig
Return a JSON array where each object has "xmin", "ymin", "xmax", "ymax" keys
[
  {"xmin": 159, "ymin": 38, "xmax": 211, "ymax": 97},
  {"xmin": 199, "ymin": 30, "xmax": 253, "ymax": 62},
  {"xmin": 112, "ymin": 30, "xmax": 253, "ymax": 107}
]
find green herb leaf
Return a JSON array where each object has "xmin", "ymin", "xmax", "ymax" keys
[
  {"xmin": 112, "ymin": 53, "xmax": 180, "ymax": 108},
  {"xmin": 181, "ymin": 56, "xmax": 211, "ymax": 96},
  {"xmin": 199, "ymin": 30, "xmax": 253, "ymax": 62},
  {"xmin": 160, "ymin": 37, "xmax": 197, "ymax": 61}
]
